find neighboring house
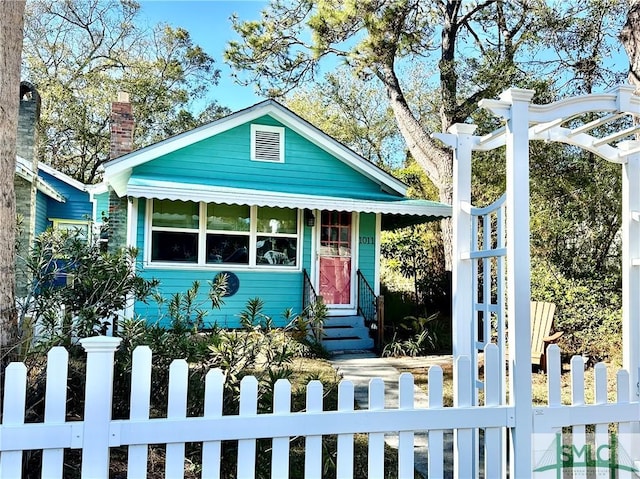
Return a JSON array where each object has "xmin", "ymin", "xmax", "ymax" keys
[
  {"xmin": 15, "ymin": 82, "xmax": 95, "ymax": 296},
  {"xmin": 100, "ymin": 97, "xmax": 452, "ymax": 348}
]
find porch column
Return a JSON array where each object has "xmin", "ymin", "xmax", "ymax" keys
[{"xmin": 502, "ymin": 88, "xmax": 535, "ymax": 478}]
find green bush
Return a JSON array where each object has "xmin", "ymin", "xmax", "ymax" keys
[
  {"xmin": 18, "ymin": 228, "xmax": 157, "ymax": 355},
  {"xmin": 531, "ymin": 260, "xmax": 621, "ymax": 363}
]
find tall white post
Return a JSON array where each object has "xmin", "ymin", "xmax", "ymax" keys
[
  {"xmin": 621, "ymin": 142, "xmax": 640, "ymax": 465},
  {"xmin": 449, "ymin": 123, "xmax": 478, "ymax": 382},
  {"xmin": 80, "ymin": 336, "xmax": 122, "ymax": 479},
  {"xmin": 502, "ymin": 88, "xmax": 535, "ymax": 478},
  {"xmin": 621, "ymin": 142, "xmax": 640, "ymax": 395},
  {"xmin": 448, "ymin": 123, "xmax": 479, "ymax": 477}
]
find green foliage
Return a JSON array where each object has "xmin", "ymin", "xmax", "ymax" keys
[
  {"xmin": 285, "ymin": 68, "xmax": 403, "ymax": 169},
  {"xmin": 382, "ymin": 313, "xmax": 451, "ymax": 357},
  {"xmin": 18, "ymin": 228, "xmax": 157, "ymax": 353},
  {"xmin": 23, "ymin": 0, "xmax": 228, "ymax": 183},
  {"xmin": 381, "ymin": 223, "xmax": 448, "ymax": 316},
  {"xmin": 531, "ymin": 260, "xmax": 621, "ymax": 363}
]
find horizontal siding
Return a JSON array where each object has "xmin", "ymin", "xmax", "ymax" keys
[
  {"xmin": 133, "ymin": 200, "xmax": 314, "ymax": 328},
  {"xmin": 357, "ymin": 213, "xmax": 377, "ymax": 284},
  {"xmin": 134, "ymin": 268, "xmax": 304, "ymax": 328},
  {"xmin": 132, "ymin": 115, "xmax": 390, "ymax": 200},
  {"xmin": 135, "ymin": 199, "xmax": 146, "ymax": 262},
  {"xmin": 40, "ymin": 171, "xmax": 92, "ymax": 221},
  {"xmin": 35, "ymin": 191, "xmax": 50, "ymax": 235}
]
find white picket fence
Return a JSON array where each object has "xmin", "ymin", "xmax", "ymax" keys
[{"xmin": 1, "ymin": 338, "xmax": 639, "ymax": 478}]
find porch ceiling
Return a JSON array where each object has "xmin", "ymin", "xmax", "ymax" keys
[{"xmin": 126, "ymin": 177, "xmax": 451, "ymax": 219}]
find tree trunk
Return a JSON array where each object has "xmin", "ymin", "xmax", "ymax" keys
[
  {"xmin": 621, "ymin": 0, "xmax": 640, "ymax": 92},
  {"xmin": 0, "ymin": 0, "xmax": 26, "ymax": 364},
  {"xmin": 379, "ymin": 65, "xmax": 455, "ymax": 271}
]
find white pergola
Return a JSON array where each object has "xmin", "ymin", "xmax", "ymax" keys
[{"xmin": 436, "ymin": 85, "xmax": 640, "ymax": 477}]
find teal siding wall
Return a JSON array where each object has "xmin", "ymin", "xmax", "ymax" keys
[
  {"xmin": 35, "ymin": 191, "xmax": 50, "ymax": 235},
  {"xmin": 132, "ymin": 116, "xmax": 394, "ymax": 200},
  {"xmin": 302, "ymin": 223, "xmax": 313, "ymax": 272},
  {"xmin": 94, "ymin": 191, "xmax": 110, "ymax": 221},
  {"xmin": 134, "ymin": 269, "xmax": 304, "ymax": 328},
  {"xmin": 357, "ymin": 213, "xmax": 377, "ymax": 286},
  {"xmin": 134, "ymin": 199, "xmax": 306, "ymax": 328},
  {"xmin": 136, "ymin": 199, "xmax": 146, "ymax": 260}
]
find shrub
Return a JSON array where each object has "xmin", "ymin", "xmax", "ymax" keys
[
  {"xmin": 531, "ymin": 260, "xmax": 621, "ymax": 363},
  {"xmin": 18, "ymin": 228, "xmax": 157, "ymax": 355}
]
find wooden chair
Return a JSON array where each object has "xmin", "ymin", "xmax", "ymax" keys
[{"xmin": 530, "ymin": 301, "xmax": 563, "ymax": 372}]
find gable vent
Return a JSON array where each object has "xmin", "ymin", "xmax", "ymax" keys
[{"xmin": 251, "ymin": 125, "xmax": 284, "ymax": 162}]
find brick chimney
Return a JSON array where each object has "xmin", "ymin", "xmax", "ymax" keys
[
  {"xmin": 107, "ymin": 92, "xmax": 134, "ymax": 253},
  {"xmin": 109, "ymin": 91, "xmax": 134, "ymax": 159}
]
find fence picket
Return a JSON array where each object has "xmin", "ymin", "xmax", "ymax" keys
[
  {"xmin": 165, "ymin": 359, "xmax": 189, "ymax": 479},
  {"xmin": 547, "ymin": 345, "xmax": 561, "ymax": 407},
  {"xmin": 484, "ymin": 344, "xmax": 503, "ymax": 479},
  {"xmin": 271, "ymin": 379, "xmax": 292, "ymax": 479},
  {"xmin": 455, "ymin": 356, "xmax": 473, "ymax": 479},
  {"xmin": 368, "ymin": 378, "xmax": 386, "ymax": 479},
  {"xmin": 593, "ymin": 363, "xmax": 608, "ymax": 478},
  {"xmin": 1, "ymin": 362, "xmax": 27, "ymax": 479},
  {"xmin": 570, "ymin": 355, "xmax": 586, "ymax": 479},
  {"xmin": 5, "ymin": 340, "xmax": 640, "ymax": 479},
  {"xmin": 616, "ymin": 370, "xmax": 632, "ymax": 479},
  {"xmin": 202, "ymin": 368, "xmax": 225, "ymax": 479},
  {"xmin": 427, "ymin": 365, "xmax": 444, "ymax": 479},
  {"xmin": 238, "ymin": 376, "xmax": 258, "ymax": 479},
  {"xmin": 397, "ymin": 373, "xmax": 414, "ymax": 479},
  {"xmin": 304, "ymin": 380, "xmax": 323, "ymax": 479},
  {"xmin": 127, "ymin": 346, "xmax": 152, "ymax": 478},
  {"xmin": 41, "ymin": 347, "xmax": 69, "ymax": 477},
  {"xmin": 336, "ymin": 380, "xmax": 355, "ymax": 479}
]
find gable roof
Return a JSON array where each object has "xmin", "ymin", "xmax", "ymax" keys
[
  {"xmin": 38, "ymin": 162, "xmax": 88, "ymax": 193},
  {"xmin": 15, "ymin": 156, "xmax": 64, "ymax": 202},
  {"xmin": 103, "ymin": 99, "xmax": 409, "ymax": 198}
]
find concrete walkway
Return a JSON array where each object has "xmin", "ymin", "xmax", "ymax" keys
[{"xmin": 329, "ymin": 352, "xmax": 454, "ymax": 478}]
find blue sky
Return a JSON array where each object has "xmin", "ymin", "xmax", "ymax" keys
[{"xmin": 137, "ymin": 0, "xmax": 270, "ymax": 111}]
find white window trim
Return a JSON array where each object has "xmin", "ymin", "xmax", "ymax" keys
[
  {"xmin": 50, "ymin": 218, "xmax": 91, "ymax": 240},
  {"xmin": 145, "ymin": 199, "xmax": 301, "ymax": 270},
  {"xmin": 250, "ymin": 124, "xmax": 285, "ymax": 163}
]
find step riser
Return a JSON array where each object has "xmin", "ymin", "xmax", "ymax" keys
[
  {"xmin": 321, "ymin": 315, "xmax": 373, "ymax": 351},
  {"xmin": 324, "ymin": 316, "xmax": 366, "ymax": 328},
  {"xmin": 323, "ymin": 327, "xmax": 371, "ymax": 339},
  {"xmin": 322, "ymin": 338, "xmax": 374, "ymax": 351}
]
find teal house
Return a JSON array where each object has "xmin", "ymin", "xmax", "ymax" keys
[{"xmin": 101, "ymin": 99, "xmax": 451, "ymax": 349}]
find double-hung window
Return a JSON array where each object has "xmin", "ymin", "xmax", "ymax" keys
[
  {"xmin": 149, "ymin": 199, "xmax": 298, "ymax": 267},
  {"xmin": 206, "ymin": 204, "xmax": 250, "ymax": 264},
  {"xmin": 256, "ymin": 206, "xmax": 297, "ymax": 265},
  {"xmin": 151, "ymin": 199, "xmax": 199, "ymax": 263}
]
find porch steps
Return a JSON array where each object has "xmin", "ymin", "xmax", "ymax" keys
[{"xmin": 322, "ymin": 315, "xmax": 374, "ymax": 352}]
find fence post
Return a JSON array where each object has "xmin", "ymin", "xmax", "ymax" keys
[{"xmin": 79, "ymin": 335, "xmax": 122, "ymax": 479}]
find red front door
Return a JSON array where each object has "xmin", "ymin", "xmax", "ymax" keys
[{"xmin": 318, "ymin": 211, "xmax": 352, "ymax": 305}]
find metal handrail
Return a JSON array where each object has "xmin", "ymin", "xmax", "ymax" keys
[
  {"xmin": 356, "ymin": 269, "xmax": 384, "ymax": 350},
  {"xmin": 356, "ymin": 269, "xmax": 376, "ymax": 326},
  {"xmin": 302, "ymin": 269, "xmax": 317, "ymax": 312}
]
